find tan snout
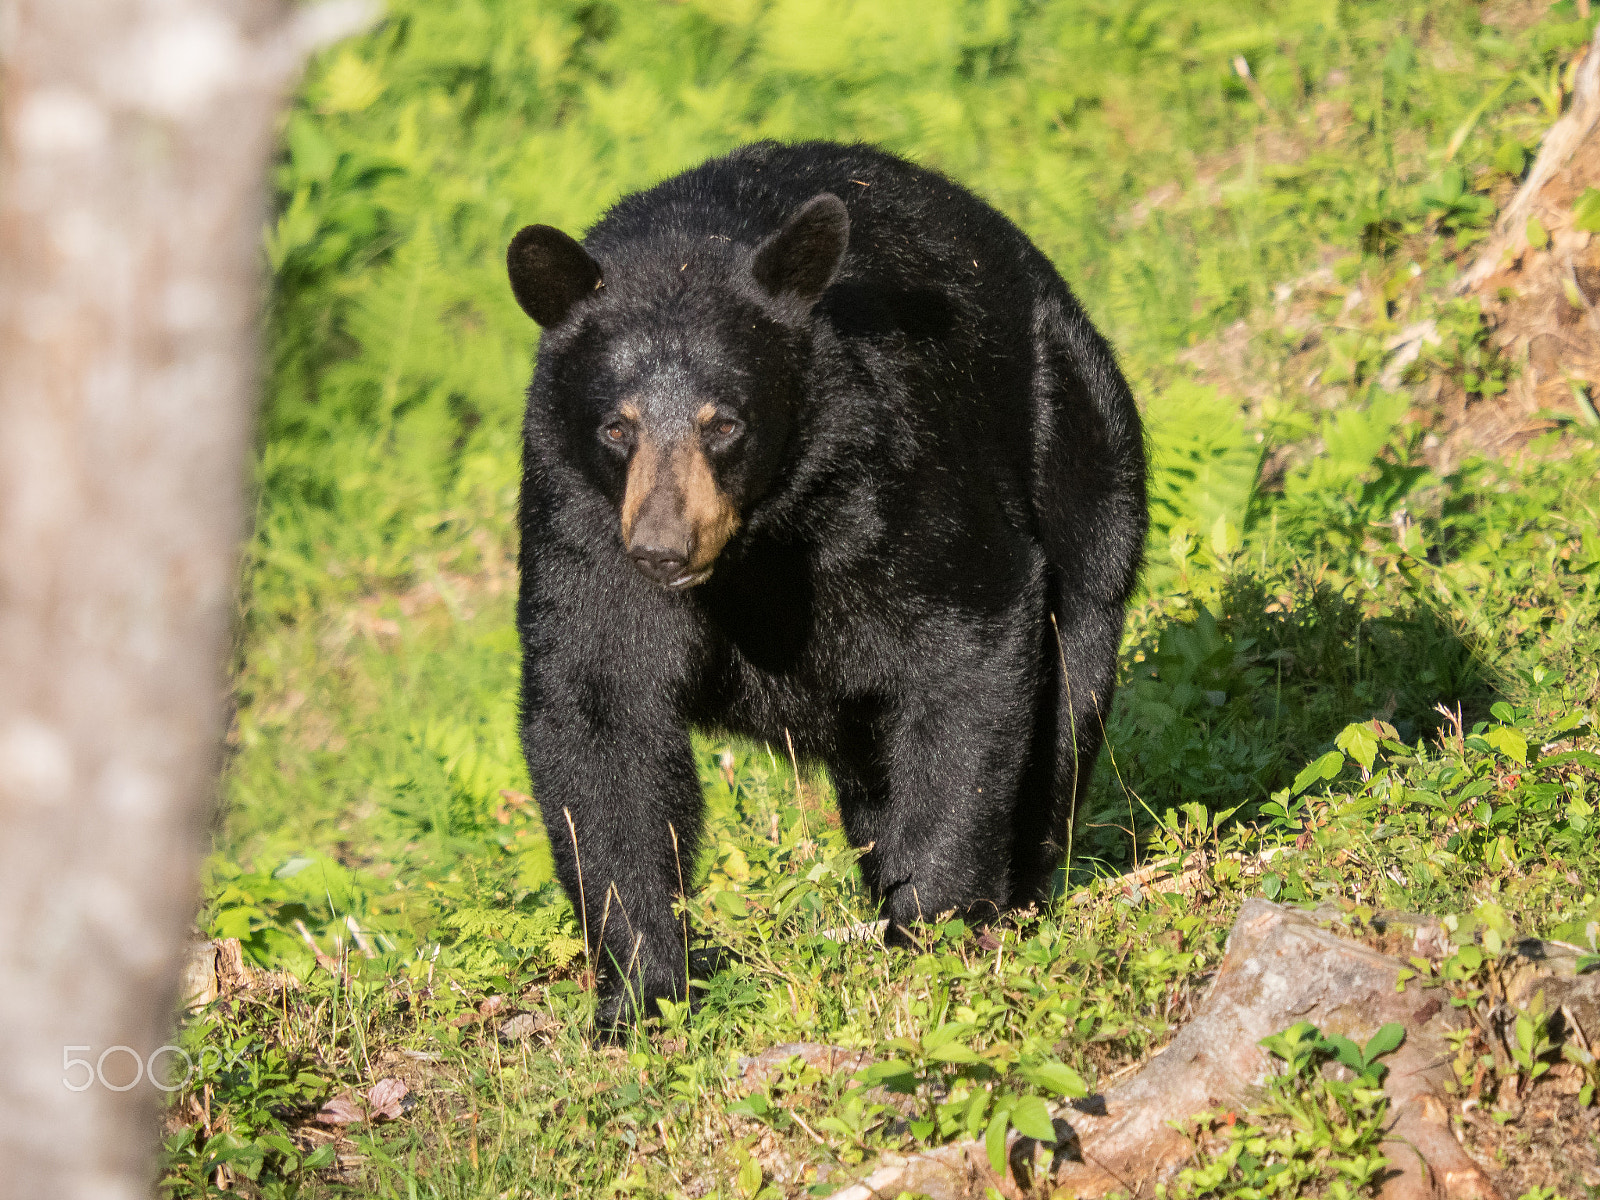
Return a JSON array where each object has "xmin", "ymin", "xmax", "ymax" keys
[{"xmin": 619, "ymin": 433, "xmax": 740, "ymax": 589}]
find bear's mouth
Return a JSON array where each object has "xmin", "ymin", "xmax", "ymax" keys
[{"xmin": 662, "ymin": 566, "xmax": 715, "ymax": 590}]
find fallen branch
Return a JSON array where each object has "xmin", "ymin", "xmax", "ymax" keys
[{"xmin": 828, "ymin": 900, "xmax": 1600, "ymax": 1200}]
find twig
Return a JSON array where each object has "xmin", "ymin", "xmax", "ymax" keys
[
  {"xmin": 669, "ymin": 821, "xmax": 690, "ymax": 977},
  {"xmin": 819, "ymin": 918, "xmax": 888, "ymax": 943},
  {"xmin": 292, "ymin": 919, "xmax": 342, "ymax": 974},
  {"xmin": 563, "ymin": 807, "xmax": 591, "ymax": 968},
  {"xmin": 783, "ymin": 727, "xmax": 810, "ymax": 844},
  {"xmin": 1232, "ymin": 55, "xmax": 1273, "ymax": 113},
  {"xmin": 1050, "ymin": 612, "xmax": 1080, "ymax": 879},
  {"xmin": 1565, "ymin": 255, "xmax": 1594, "ymax": 309},
  {"xmin": 344, "ymin": 915, "xmax": 375, "ymax": 959},
  {"xmin": 788, "ymin": 1108, "xmax": 834, "ymax": 1152},
  {"xmin": 1563, "ymin": 1003, "xmax": 1592, "ymax": 1055},
  {"xmin": 1433, "ymin": 702, "xmax": 1465, "ymax": 753}
]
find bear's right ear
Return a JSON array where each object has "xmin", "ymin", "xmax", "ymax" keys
[
  {"xmin": 751, "ymin": 193, "xmax": 849, "ymax": 320},
  {"xmin": 507, "ymin": 225, "xmax": 604, "ymax": 326}
]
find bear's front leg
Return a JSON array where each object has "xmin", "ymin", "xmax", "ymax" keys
[
  {"xmin": 843, "ymin": 633, "xmax": 1040, "ymax": 937},
  {"xmin": 521, "ymin": 698, "xmax": 704, "ymax": 1039}
]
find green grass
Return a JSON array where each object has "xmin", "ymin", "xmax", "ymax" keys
[{"xmin": 169, "ymin": 0, "xmax": 1600, "ymax": 1195}]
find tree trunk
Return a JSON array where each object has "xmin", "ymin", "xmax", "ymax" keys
[{"xmin": 0, "ymin": 2, "xmax": 370, "ymax": 1195}]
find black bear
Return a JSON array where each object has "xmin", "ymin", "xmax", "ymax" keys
[{"xmin": 507, "ymin": 141, "xmax": 1146, "ymax": 1034}]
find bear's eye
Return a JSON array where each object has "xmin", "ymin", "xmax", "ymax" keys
[
  {"xmin": 602, "ymin": 422, "xmax": 628, "ymax": 444},
  {"xmin": 713, "ymin": 419, "xmax": 739, "ymax": 438}
]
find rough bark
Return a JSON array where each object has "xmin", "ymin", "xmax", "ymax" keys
[
  {"xmin": 0, "ymin": 2, "xmax": 371, "ymax": 1196},
  {"xmin": 827, "ymin": 901, "xmax": 1600, "ymax": 1200}
]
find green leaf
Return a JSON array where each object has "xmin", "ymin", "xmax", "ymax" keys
[
  {"xmin": 928, "ymin": 1042, "xmax": 983, "ymax": 1065},
  {"xmin": 985, "ymin": 1107, "xmax": 1011, "ymax": 1173},
  {"xmin": 1008, "ymin": 1094, "xmax": 1057, "ymax": 1141},
  {"xmin": 860, "ymin": 1060, "xmax": 917, "ymax": 1092},
  {"xmin": 302, "ymin": 1145, "xmax": 337, "ymax": 1170},
  {"xmin": 1526, "ymin": 215, "xmax": 1550, "ymax": 250},
  {"xmin": 1017, "ymin": 1061, "xmax": 1088, "ymax": 1098},
  {"xmin": 1145, "ymin": 381, "xmax": 1262, "ymax": 588},
  {"xmin": 1493, "ymin": 139, "xmax": 1527, "ymax": 176},
  {"xmin": 202, "ymin": 1131, "xmax": 252, "ymax": 1166},
  {"xmin": 274, "ymin": 856, "xmax": 314, "ymax": 879},
  {"xmin": 210, "ymin": 906, "xmax": 259, "ymax": 940},
  {"xmin": 1260, "ymin": 1022, "xmax": 1320, "ymax": 1067},
  {"xmin": 922, "ymin": 1021, "xmax": 976, "ymax": 1053},
  {"xmin": 1485, "ymin": 726, "xmax": 1527, "ymax": 765},
  {"xmin": 1336, "ymin": 722, "xmax": 1380, "ymax": 772},
  {"xmin": 1476, "ymin": 902, "xmax": 1514, "ymax": 941},
  {"xmin": 713, "ymin": 890, "xmax": 749, "ymax": 919},
  {"xmin": 736, "ymin": 1153, "xmax": 763, "ymax": 1199},
  {"xmin": 1210, "ymin": 512, "xmax": 1241, "ymax": 559},
  {"xmin": 727, "ymin": 1093, "xmax": 772, "ymax": 1119},
  {"xmin": 1538, "ymin": 750, "xmax": 1600, "ymax": 770},
  {"xmin": 1323, "ymin": 1033, "xmax": 1367, "ymax": 1075},
  {"xmin": 1292, "ymin": 751, "xmax": 1346, "ymax": 795},
  {"xmin": 317, "ymin": 50, "xmax": 386, "ymax": 115},
  {"xmin": 1362, "ymin": 1022, "xmax": 1406, "ymax": 1063},
  {"xmin": 1575, "ymin": 187, "xmax": 1600, "ymax": 233},
  {"xmin": 258, "ymin": 1132, "xmax": 298, "ymax": 1161},
  {"xmin": 963, "ymin": 1087, "xmax": 992, "ymax": 1137}
]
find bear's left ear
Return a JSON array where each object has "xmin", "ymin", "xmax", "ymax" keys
[
  {"xmin": 507, "ymin": 224, "xmax": 604, "ymax": 327},
  {"xmin": 751, "ymin": 193, "xmax": 849, "ymax": 319}
]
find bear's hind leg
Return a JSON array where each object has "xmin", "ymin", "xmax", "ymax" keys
[
  {"xmin": 1016, "ymin": 284, "xmax": 1147, "ymax": 902},
  {"xmin": 1008, "ymin": 573, "xmax": 1122, "ymax": 903}
]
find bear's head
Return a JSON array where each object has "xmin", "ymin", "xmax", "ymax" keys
[{"xmin": 507, "ymin": 193, "xmax": 848, "ymax": 589}]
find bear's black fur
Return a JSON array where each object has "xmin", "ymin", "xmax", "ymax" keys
[{"xmin": 508, "ymin": 141, "xmax": 1147, "ymax": 1034}]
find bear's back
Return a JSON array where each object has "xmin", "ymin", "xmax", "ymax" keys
[{"xmin": 584, "ymin": 141, "xmax": 1054, "ymax": 328}]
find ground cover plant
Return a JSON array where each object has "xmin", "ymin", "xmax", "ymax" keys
[{"xmin": 167, "ymin": 0, "xmax": 1600, "ymax": 1195}]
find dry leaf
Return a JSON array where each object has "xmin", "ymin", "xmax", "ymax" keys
[
  {"xmin": 498, "ymin": 1010, "xmax": 555, "ymax": 1043},
  {"xmin": 315, "ymin": 1095, "xmax": 364, "ymax": 1126},
  {"xmin": 367, "ymin": 1078, "xmax": 408, "ymax": 1122}
]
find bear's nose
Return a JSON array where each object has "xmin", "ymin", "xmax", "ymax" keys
[{"xmin": 629, "ymin": 544, "xmax": 690, "ymax": 586}]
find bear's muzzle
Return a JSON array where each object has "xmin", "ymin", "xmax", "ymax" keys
[{"xmin": 619, "ymin": 433, "xmax": 740, "ymax": 589}]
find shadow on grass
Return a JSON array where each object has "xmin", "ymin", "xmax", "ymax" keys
[{"xmin": 1074, "ymin": 562, "xmax": 1494, "ymax": 876}]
